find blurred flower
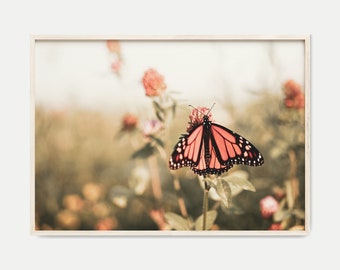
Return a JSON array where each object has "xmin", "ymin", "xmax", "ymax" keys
[
  {"xmin": 272, "ymin": 185, "xmax": 286, "ymax": 200},
  {"xmin": 106, "ymin": 40, "xmax": 122, "ymax": 75},
  {"xmin": 142, "ymin": 68, "xmax": 167, "ymax": 97},
  {"xmin": 92, "ymin": 202, "xmax": 110, "ymax": 218},
  {"xmin": 95, "ymin": 217, "xmax": 118, "ymax": 230},
  {"xmin": 268, "ymin": 223, "xmax": 282, "ymax": 230},
  {"xmin": 109, "ymin": 186, "xmax": 133, "ymax": 208},
  {"xmin": 187, "ymin": 107, "xmax": 213, "ymax": 132},
  {"xmin": 289, "ymin": 225, "xmax": 305, "ymax": 231},
  {"xmin": 121, "ymin": 113, "xmax": 138, "ymax": 132},
  {"xmin": 142, "ymin": 119, "xmax": 163, "ymax": 137},
  {"xmin": 82, "ymin": 182, "xmax": 103, "ymax": 202},
  {"xmin": 150, "ymin": 209, "xmax": 171, "ymax": 230},
  {"xmin": 210, "ymin": 224, "xmax": 220, "ymax": 230},
  {"xmin": 110, "ymin": 59, "xmax": 122, "ymax": 74},
  {"xmin": 283, "ymin": 79, "xmax": 305, "ymax": 109},
  {"xmin": 56, "ymin": 210, "xmax": 80, "ymax": 230},
  {"xmin": 129, "ymin": 166, "xmax": 150, "ymax": 195},
  {"xmin": 106, "ymin": 40, "xmax": 121, "ymax": 54},
  {"xmin": 63, "ymin": 194, "xmax": 84, "ymax": 212},
  {"xmin": 259, "ymin": 195, "xmax": 279, "ymax": 218},
  {"xmin": 112, "ymin": 196, "xmax": 128, "ymax": 208}
]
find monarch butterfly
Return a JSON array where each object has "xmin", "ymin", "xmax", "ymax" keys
[{"xmin": 169, "ymin": 105, "xmax": 264, "ymax": 176}]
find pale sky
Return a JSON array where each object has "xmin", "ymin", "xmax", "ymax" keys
[{"xmin": 34, "ymin": 39, "xmax": 305, "ymax": 117}]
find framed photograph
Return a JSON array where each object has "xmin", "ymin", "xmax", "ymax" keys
[{"xmin": 31, "ymin": 35, "xmax": 310, "ymax": 236}]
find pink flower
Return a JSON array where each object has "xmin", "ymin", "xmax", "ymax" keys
[
  {"xmin": 259, "ymin": 195, "xmax": 279, "ymax": 218},
  {"xmin": 95, "ymin": 217, "xmax": 118, "ymax": 230},
  {"xmin": 283, "ymin": 79, "xmax": 305, "ymax": 109},
  {"xmin": 110, "ymin": 59, "xmax": 122, "ymax": 74},
  {"xmin": 106, "ymin": 40, "xmax": 121, "ymax": 54},
  {"xmin": 121, "ymin": 113, "xmax": 138, "ymax": 132},
  {"xmin": 149, "ymin": 209, "xmax": 171, "ymax": 230},
  {"xmin": 187, "ymin": 107, "xmax": 213, "ymax": 132},
  {"xmin": 142, "ymin": 68, "xmax": 167, "ymax": 97},
  {"xmin": 268, "ymin": 223, "xmax": 282, "ymax": 230},
  {"xmin": 142, "ymin": 119, "xmax": 163, "ymax": 137}
]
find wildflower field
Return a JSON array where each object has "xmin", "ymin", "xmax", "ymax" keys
[{"xmin": 34, "ymin": 40, "xmax": 307, "ymax": 232}]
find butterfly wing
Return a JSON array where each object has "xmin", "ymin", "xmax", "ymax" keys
[
  {"xmin": 210, "ymin": 123, "xmax": 264, "ymax": 168},
  {"xmin": 169, "ymin": 124, "xmax": 204, "ymax": 170},
  {"xmin": 169, "ymin": 121, "xmax": 264, "ymax": 177},
  {"xmin": 169, "ymin": 123, "xmax": 237, "ymax": 176},
  {"xmin": 203, "ymin": 136, "xmax": 233, "ymax": 175}
]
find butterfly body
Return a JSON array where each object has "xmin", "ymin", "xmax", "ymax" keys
[{"xmin": 169, "ymin": 113, "xmax": 264, "ymax": 177}]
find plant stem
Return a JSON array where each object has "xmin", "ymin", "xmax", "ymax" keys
[
  {"xmin": 202, "ymin": 180, "xmax": 210, "ymax": 230},
  {"xmin": 148, "ymin": 155, "xmax": 163, "ymax": 203},
  {"xmin": 288, "ymin": 149, "xmax": 299, "ymax": 206},
  {"xmin": 172, "ymin": 173, "xmax": 190, "ymax": 219}
]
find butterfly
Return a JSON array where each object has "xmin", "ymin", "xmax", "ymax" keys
[{"xmin": 169, "ymin": 105, "xmax": 264, "ymax": 177}]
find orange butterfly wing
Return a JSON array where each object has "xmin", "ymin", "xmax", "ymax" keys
[
  {"xmin": 169, "ymin": 124, "xmax": 233, "ymax": 176},
  {"xmin": 210, "ymin": 123, "xmax": 264, "ymax": 168},
  {"xmin": 169, "ymin": 121, "xmax": 264, "ymax": 176},
  {"xmin": 169, "ymin": 125, "xmax": 204, "ymax": 170}
]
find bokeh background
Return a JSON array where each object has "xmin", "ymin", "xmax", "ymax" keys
[{"xmin": 34, "ymin": 39, "xmax": 307, "ymax": 231}]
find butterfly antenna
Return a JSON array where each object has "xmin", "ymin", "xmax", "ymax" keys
[
  {"xmin": 207, "ymin": 102, "xmax": 216, "ymax": 115},
  {"xmin": 188, "ymin": 104, "xmax": 204, "ymax": 116},
  {"xmin": 188, "ymin": 104, "xmax": 197, "ymax": 110},
  {"xmin": 188, "ymin": 103, "xmax": 216, "ymax": 116}
]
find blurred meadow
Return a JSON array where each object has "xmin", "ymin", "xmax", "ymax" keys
[{"xmin": 33, "ymin": 39, "xmax": 307, "ymax": 232}]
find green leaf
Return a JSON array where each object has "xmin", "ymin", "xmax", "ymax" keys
[
  {"xmin": 109, "ymin": 186, "xmax": 133, "ymax": 208},
  {"xmin": 292, "ymin": 209, "xmax": 305, "ymax": 219},
  {"xmin": 194, "ymin": 210, "xmax": 218, "ymax": 231},
  {"xmin": 131, "ymin": 143, "xmax": 155, "ymax": 159},
  {"xmin": 273, "ymin": 209, "xmax": 292, "ymax": 222},
  {"xmin": 149, "ymin": 135, "xmax": 164, "ymax": 147},
  {"xmin": 223, "ymin": 171, "xmax": 256, "ymax": 194},
  {"xmin": 153, "ymin": 101, "xmax": 166, "ymax": 122},
  {"xmin": 171, "ymin": 102, "xmax": 177, "ymax": 116},
  {"xmin": 209, "ymin": 178, "xmax": 232, "ymax": 208},
  {"xmin": 269, "ymin": 140, "xmax": 289, "ymax": 159},
  {"xmin": 155, "ymin": 109, "xmax": 165, "ymax": 122},
  {"xmin": 152, "ymin": 100, "xmax": 165, "ymax": 113},
  {"xmin": 164, "ymin": 212, "xmax": 191, "ymax": 230},
  {"xmin": 128, "ymin": 166, "xmax": 150, "ymax": 195}
]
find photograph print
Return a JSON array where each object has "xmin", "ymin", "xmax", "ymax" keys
[{"xmin": 31, "ymin": 36, "xmax": 310, "ymax": 235}]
